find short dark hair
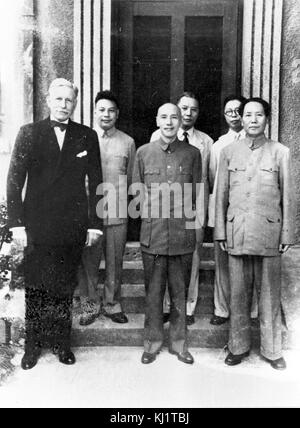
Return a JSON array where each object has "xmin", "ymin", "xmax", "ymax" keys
[
  {"xmin": 223, "ymin": 94, "xmax": 246, "ymax": 109},
  {"xmin": 240, "ymin": 97, "xmax": 271, "ymax": 118},
  {"xmin": 95, "ymin": 90, "xmax": 119, "ymax": 109},
  {"xmin": 177, "ymin": 91, "xmax": 199, "ymax": 104}
]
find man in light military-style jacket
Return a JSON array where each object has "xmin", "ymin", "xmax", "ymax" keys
[{"xmin": 215, "ymin": 97, "xmax": 295, "ymax": 370}]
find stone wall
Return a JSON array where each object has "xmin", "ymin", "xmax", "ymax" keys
[
  {"xmin": 280, "ymin": 0, "xmax": 300, "ymax": 242},
  {"xmin": 34, "ymin": 0, "xmax": 74, "ymax": 121}
]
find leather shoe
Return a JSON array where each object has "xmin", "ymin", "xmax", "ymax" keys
[
  {"xmin": 210, "ymin": 315, "xmax": 229, "ymax": 325},
  {"xmin": 163, "ymin": 313, "xmax": 170, "ymax": 323},
  {"xmin": 141, "ymin": 352, "xmax": 157, "ymax": 364},
  {"xmin": 169, "ymin": 349, "xmax": 194, "ymax": 364},
  {"xmin": 225, "ymin": 351, "xmax": 250, "ymax": 366},
  {"xmin": 21, "ymin": 349, "xmax": 41, "ymax": 370},
  {"xmin": 186, "ymin": 315, "xmax": 195, "ymax": 326},
  {"xmin": 103, "ymin": 311, "xmax": 128, "ymax": 324},
  {"xmin": 79, "ymin": 312, "xmax": 99, "ymax": 326},
  {"xmin": 58, "ymin": 349, "xmax": 76, "ymax": 365},
  {"xmin": 269, "ymin": 357, "xmax": 286, "ymax": 370}
]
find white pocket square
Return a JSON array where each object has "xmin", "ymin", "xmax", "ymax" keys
[{"xmin": 76, "ymin": 150, "xmax": 87, "ymax": 158}]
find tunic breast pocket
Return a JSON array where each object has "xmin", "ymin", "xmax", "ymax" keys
[
  {"xmin": 178, "ymin": 167, "xmax": 192, "ymax": 182},
  {"xmin": 110, "ymin": 154, "xmax": 128, "ymax": 174},
  {"xmin": 144, "ymin": 168, "xmax": 161, "ymax": 186},
  {"xmin": 260, "ymin": 164, "xmax": 279, "ymax": 187},
  {"xmin": 228, "ymin": 163, "xmax": 246, "ymax": 186}
]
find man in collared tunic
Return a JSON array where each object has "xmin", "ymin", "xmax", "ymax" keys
[
  {"xmin": 77, "ymin": 91, "xmax": 136, "ymax": 325},
  {"xmin": 133, "ymin": 103, "xmax": 202, "ymax": 365},
  {"xmin": 151, "ymin": 92, "xmax": 213, "ymax": 325},
  {"xmin": 209, "ymin": 95, "xmax": 257, "ymax": 326},
  {"xmin": 215, "ymin": 97, "xmax": 295, "ymax": 370}
]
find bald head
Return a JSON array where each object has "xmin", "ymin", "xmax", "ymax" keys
[{"xmin": 156, "ymin": 103, "xmax": 182, "ymax": 143}]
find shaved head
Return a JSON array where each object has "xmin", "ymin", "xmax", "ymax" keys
[
  {"xmin": 157, "ymin": 103, "xmax": 181, "ymax": 118},
  {"xmin": 156, "ymin": 103, "xmax": 181, "ymax": 143}
]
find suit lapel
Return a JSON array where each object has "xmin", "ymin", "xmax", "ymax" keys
[{"xmin": 51, "ymin": 120, "xmax": 86, "ymax": 183}]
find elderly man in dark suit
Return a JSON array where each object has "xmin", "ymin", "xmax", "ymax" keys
[
  {"xmin": 7, "ymin": 78, "xmax": 103, "ymax": 370},
  {"xmin": 132, "ymin": 103, "xmax": 202, "ymax": 365}
]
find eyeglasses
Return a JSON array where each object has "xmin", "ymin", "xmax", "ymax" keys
[{"xmin": 224, "ymin": 109, "xmax": 241, "ymax": 117}]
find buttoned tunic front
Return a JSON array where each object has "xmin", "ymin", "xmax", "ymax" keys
[
  {"xmin": 95, "ymin": 125, "xmax": 136, "ymax": 226},
  {"xmin": 215, "ymin": 135, "xmax": 295, "ymax": 256},
  {"xmin": 132, "ymin": 137, "xmax": 202, "ymax": 256}
]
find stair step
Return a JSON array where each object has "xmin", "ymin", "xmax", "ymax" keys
[
  {"xmin": 99, "ymin": 262, "xmax": 215, "ymax": 284},
  {"xmin": 96, "ymin": 283, "xmax": 214, "ymax": 314},
  {"xmin": 71, "ymin": 313, "xmax": 295, "ymax": 349}
]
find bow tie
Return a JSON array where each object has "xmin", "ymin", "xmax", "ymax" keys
[{"xmin": 50, "ymin": 120, "xmax": 68, "ymax": 131}]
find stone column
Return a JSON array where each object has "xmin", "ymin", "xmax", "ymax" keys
[
  {"xmin": 242, "ymin": 0, "xmax": 283, "ymax": 140},
  {"xmin": 73, "ymin": 0, "xmax": 112, "ymax": 127}
]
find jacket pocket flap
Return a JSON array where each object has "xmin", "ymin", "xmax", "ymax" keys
[
  {"xmin": 266, "ymin": 216, "xmax": 281, "ymax": 223},
  {"xmin": 227, "ymin": 213, "xmax": 235, "ymax": 222},
  {"xmin": 228, "ymin": 163, "xmax": 246, "ymax": 171},
  {"xmin": 260, "ymin": 164, "xmax": 279, "ymax": 172},
  {"xmin": 145, "ymin": 168, "xmax": 160, "ymax": 175}
]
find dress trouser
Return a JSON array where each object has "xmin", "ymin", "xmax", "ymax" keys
[
  {"xmin": 163, "ymin": 228, "xmax": 203, "ymax": 316},
  {"xmin": 24, "ymin": 244, "xmax": 83, "ymax": 352},
  {"xmin": 228, "ymin": 254, "xmax": 282, "ymax": 360},
  {"xmin": 76, "ymin": 223, "xmax": 127, "ymax": 314},
  {"xmin": 214, "ymin": 242, "xmax": 258, "ymax": 318},
  {"xmin": 142, "ymin": 252, "xmax": 193, "ymax": 354}
]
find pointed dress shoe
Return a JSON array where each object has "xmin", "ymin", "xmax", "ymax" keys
[
  {"xmin": 141, "ymin": 352, "xmax": 158, "ymax": 364},
  {"xmin": 79, "ymin": 311, "xmax": 99, "ymax": 326},
  {"xmin": 103, "ymin": 311, "xmax": 128, "ymax": 324},
  {"xmin": 225, "ymin": 350, "xmax": 250, "ymax": 366},
  {"xmin": 268, "ymin": 357, "xmax": 286, "ymax": 370},
  {"xmin": 58, "ymin": 349, "xmax": 76, "ymax": 365},
  {"xmin": 210, "ymin": 315, "xmax": 229, "ymax": 325},
  {"xmin": 21, "ymin": 349, "xmax": 41, "ymax": 370},
  {"xmin": 169, "ymin": 349, "xmax": 194, "ymax": 364}
]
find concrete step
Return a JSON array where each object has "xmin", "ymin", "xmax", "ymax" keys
[
  {"xmin": 99, "ymin": 261, "xmax": 215, "ymax": 284},
  {"xmin": 97, "ymin": 283, "xmax": 214, "ymax": 314},
  {"xmin": 71, "ymin": 313, "xmax": 296, "ymax": 350}
]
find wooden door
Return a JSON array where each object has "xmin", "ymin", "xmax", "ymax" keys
[{"xmin": 112, "ymin": 0, "xmax": 242, "ymax": 146}]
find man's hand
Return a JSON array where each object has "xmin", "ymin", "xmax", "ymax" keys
[
  {"xmin": 85, "ymin": 230, "xmax": 103, "ymax": 247},
  {"xmin": 279, "ymin": 244, "xmax": 290, "ymax": 253},
  {"xmin": 11, "ymin": 228, "xmax": 28, "ymax": 248},
  {"xmin": 219, "ymin": 240, "xmax": 228, "ymax": 252}
]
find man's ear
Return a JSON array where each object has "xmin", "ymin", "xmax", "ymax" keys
[
  {"xmin": 116, "ymin": 109, "xmax": 120, "ymax": 120},
  {"xmin": 156, "ymin": 117, "xmax": 160, "ymax": 127}
]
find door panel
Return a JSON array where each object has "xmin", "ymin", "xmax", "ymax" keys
[{"xmin": 112, "ymin": 0, "xmax": 241, "ymax": 145}]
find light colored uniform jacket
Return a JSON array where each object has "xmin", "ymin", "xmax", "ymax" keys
[{"xmin": 214, "ymin": 135, "xmax": 296, "ymax": 256}]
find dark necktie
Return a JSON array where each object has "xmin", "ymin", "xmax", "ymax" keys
[
  {"xmin": 250, "ymin": 141, "xmax": 255, "ymax": 151},
  {"xmin": 183, "ymin": 131, "xmax": 189, "ymax": 144},
  {"xmin": 50, "ymin": 120, "xmax": 68, "ymax": 132}
]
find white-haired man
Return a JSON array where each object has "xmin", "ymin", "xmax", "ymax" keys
[{"xmin": 7, "ymin": 78, "xmax": 103, "ymax": 370}]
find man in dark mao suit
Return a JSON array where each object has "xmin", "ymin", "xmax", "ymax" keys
[
  {"xmin": 132, "ymin": 103, "xmax": 202, "ymax": 364},
  {"xmin": 215, "ymin": 97, "xmax": 295, "ymax": 370},
  {"xmin": 7, "ymin": 78, "xmax": 103, "ymax": 370}
]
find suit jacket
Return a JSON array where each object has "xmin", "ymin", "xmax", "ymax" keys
[
  {"xmin": 214, "ymin": 135, "xmax": 296, "ymax": 256},
  {"xmin": 7, "ymin": 117, "xmax": 103, "ymax": 247},
  {"xmin": 132, "ymin": 137, "xmax": 202, "ymax": 256}
]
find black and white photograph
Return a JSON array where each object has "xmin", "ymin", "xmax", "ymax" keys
[{"xmin": 0, "ymin": 0, "xmax": 300, "ymax": 410}]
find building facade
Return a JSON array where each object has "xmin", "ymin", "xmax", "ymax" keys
[{"xmin": 0, "ymin": 0, "xmax": 300, "ymax": 327}]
